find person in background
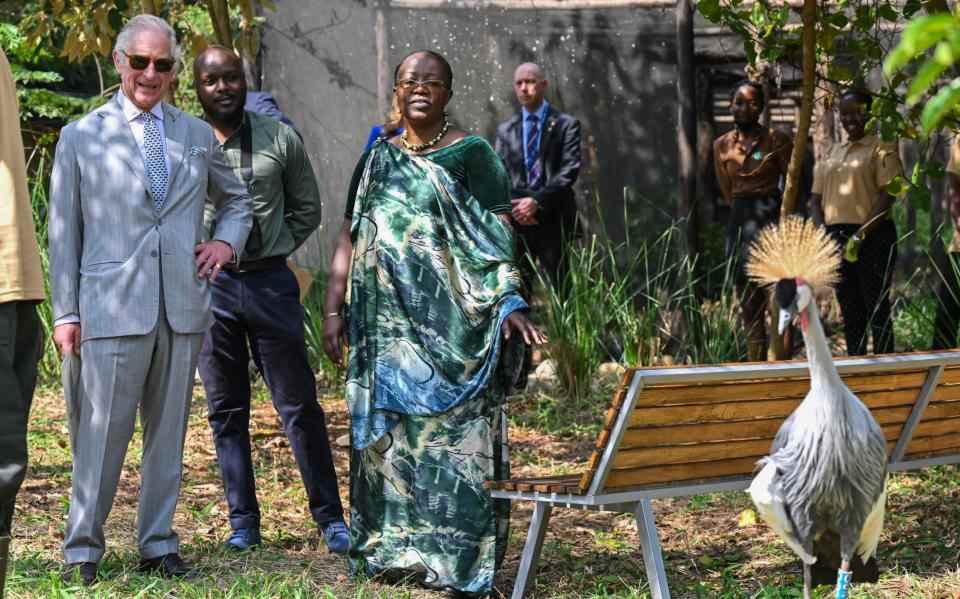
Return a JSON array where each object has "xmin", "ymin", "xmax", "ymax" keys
[
  {"xmin": 810, "ymin": 89, "xmax": 901, "ymax": 356},
  {"xmin": 192, "ymin": 46, "xmax": 348, "ymax": 554},
  {"xmin": 363, "ymin": 94, "xmax": 404, "ymax": 152},
  {"xmin": 713, "ymin": 80, "xmax": 793, "ymax": 361},
  {"xmin": 494, "ymin": 62, "xmax": 581, "ymax": 294},
  {"xmin": 244, "ymin": 90, "xmax": 298, "ymax": 133},
  {"xmin": 932, "ymin": 136, "xmax": 960, "ymax": 349},
  {"xmin": 49, "ymin": 15, "xmax": 251, "ymax": 584},
  {"xmin": 323, "ymin": 50, "xmax": 544, "ymax": 597},
  {"xmin": 0, "ymin": 47, "xmax": 45, "ymax": 596}
]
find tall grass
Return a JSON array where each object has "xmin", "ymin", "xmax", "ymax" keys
[
  {"xmin": 538, "ymin": 221, "xmax": 746, "ymax": 407},
  {"xmin": 28, "ymin": 149, "xmax": 59, "ymax": 384},
  {"xmin": 301, "ymin": 274, "xmax": 343, "ymax": 388}
]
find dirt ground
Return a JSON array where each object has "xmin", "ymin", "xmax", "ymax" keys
[{"xmin": 8, "ymin": 383, "xmax": 960, "ymax": 598}]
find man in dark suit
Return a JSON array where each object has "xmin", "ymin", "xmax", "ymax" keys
[{"xmin": 495, "ymin": 62, "xmax": 581, "ymax": 293}]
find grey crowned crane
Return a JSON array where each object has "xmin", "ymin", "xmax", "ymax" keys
[{"xmin": 745, "ymin": 217, "xmax": 888, "ymax": 599}]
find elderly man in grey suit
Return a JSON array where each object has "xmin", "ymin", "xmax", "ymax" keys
[{"xmin": 49, "ymin": 15, "xmax": 251, "ymax": 584}]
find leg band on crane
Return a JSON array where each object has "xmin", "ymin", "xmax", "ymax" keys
[{"xmin": 835, "ymin": 569, "xmax": 852, "ymax": 599}]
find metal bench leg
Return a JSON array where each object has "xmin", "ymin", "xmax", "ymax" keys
[
  {"xmin": 511, "ymin": 502, "xmax": 553, "ymax": 599},
  {"xmin": 635, "ymin": 498, "xmax": 671, "ymax": 599}
]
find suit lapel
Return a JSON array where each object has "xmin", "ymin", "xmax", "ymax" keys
[
  {"xmin": 97, "ymin": 97, "xmax": 150, "ymax": 194},
  {"xmin": 539, "ymin": 106, "xmax": 558, "ymax": 161},
  {"xmin": 162, "ymin": 104, "xmax": 187, "ymax": 208},
  {"xmin": 510, "ymin": 113, "xmax": 525, "ymax": 172}
]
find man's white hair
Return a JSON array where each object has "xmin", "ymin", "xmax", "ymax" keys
[{"xmin": 114, "ymin": 14, "xmax": 182, "ymax": 70}]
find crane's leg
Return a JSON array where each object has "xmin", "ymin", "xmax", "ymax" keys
[
  {"xmin": 835, "ymin": 560, "xmax": 851, "ymax": 599},
  {"xmin": 802, "ymin": 540, "xmax": 815, "ymax": 599}
]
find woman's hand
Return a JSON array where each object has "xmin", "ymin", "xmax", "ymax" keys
[
  {"xmin": 322, "ymin": 315, "xmax": 346, "ymax": 367},
  {"xmin": 502, "ymin": 311, "xmax": 548, "ymax": 345}
]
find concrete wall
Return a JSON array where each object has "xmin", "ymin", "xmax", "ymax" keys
[{"xmin": 262, "ymin": 0, "xmax": 693, "ymax": 269}]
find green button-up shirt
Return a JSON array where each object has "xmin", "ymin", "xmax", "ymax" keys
[{"xmin": 204, "ymin": 111, "xmax": 321, "ymax": 261}]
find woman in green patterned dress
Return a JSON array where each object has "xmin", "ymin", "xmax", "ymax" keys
[{"xmin": 322, "ymin": 51, "xmax": 545, "ymax": 598}]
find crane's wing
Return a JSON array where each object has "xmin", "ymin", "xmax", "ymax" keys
[
  {"xmin": 769, "ymin": 411, "xmax": 797, "ymax": 454},
  {"xmin": 748, "ymin": 460, "xmax": 817, "ymax": 564},
  {"xmin": 856, "ymin": 481, "xmax": 886, "ymax": 563}
]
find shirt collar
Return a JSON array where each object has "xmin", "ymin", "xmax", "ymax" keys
[
  {"xmin": 522, "ymin": 100, "xmax": 549, "ymax": 123},
  {"xmin": 842, "ymin": 133, "xmax": 877, "ymax": 149},
  {"xmin": 219, "ymin": 111, "xmax": 250, "ymax": 146},
  {"xmin": 119, "ymin": 90, "xmax": 164, "ymax": 123}
]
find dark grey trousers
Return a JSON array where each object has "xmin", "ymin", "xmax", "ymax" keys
[{"xmin": 0, "ymin": 301, "xmax": 42, "ymax": 537}]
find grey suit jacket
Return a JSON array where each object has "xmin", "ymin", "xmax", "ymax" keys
[{"xmin": 49, "ymin": 95, "xmax": 252, "ymax": 342}]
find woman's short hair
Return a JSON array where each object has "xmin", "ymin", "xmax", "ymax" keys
[
  {"xmin": 730, "ymin": 79, "xmax": 765, "ymax": 111},
  {"xmin": 840, "ymin": 89, "xmax": 873, "ymax": 111},
  {"xmin": 114, "ymin": 14, "xmax": 183, "ymax": 70},
  {"xmin": 394, "ymin": 50, "xmax": 453, "ymax": 88}
]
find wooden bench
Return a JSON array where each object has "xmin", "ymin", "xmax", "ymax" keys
[{"xmin": 489, "ymin": 350, "xmax": 960, "ymax": 599}]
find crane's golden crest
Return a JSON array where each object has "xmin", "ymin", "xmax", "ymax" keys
[{"xmin": 746, "ymin": 216, "xmax": 842, "ymax": 292}]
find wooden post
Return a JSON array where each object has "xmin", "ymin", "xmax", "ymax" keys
[
  {"xmin": 676, "ymin": 0, "xmax": 698, "ymax": 257},
  {"xmin": 780, "ymin": 0, "xmax": 816, "ymax": 217},
  {"xmin": 374, "ymin": 0, "xmax": 391, "ymax": 120}
]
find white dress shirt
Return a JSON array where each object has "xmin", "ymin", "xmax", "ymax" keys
[{"xmin": 119, "ymin": 90, "xmax": 171, "ymax": 177}]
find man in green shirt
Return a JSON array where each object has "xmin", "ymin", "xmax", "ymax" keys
[{"xmin": 193, "ymin": 46, "xmax": 348, "ymax": 553}]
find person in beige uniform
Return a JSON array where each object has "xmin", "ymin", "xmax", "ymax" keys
[
  {"xmin": 810, "ymin": 89, "xmax": 902, "ymax": 355},
  {"xmin": 932, "ymin": 137, "xmax": 960, "ymax": 349},
  {"xmin": 0, "ymin": 48, "xmax": 45, "ymax": 595}
]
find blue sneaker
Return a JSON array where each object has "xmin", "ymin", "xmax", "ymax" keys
[
  {"xmin": 320, "ymin": 520, "xmax": 350, "ymax": 554},
  {"xmin": 225, "ymin": 527, "xmax": 261, "ymax": 551}
]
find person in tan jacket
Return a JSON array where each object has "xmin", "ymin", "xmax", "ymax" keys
[{"xmin": 0, "ymin": 47, "xmax": 45, "ymax": 595}]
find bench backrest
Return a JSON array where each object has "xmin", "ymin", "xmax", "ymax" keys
[{"xmin": 578, "ymin": 350, "xmax": 960, "ymax": 497}]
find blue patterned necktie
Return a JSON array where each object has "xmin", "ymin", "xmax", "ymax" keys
[
  {"xmin": 139, "ymin": 111, "xmax": 168, "ymax": 211},
  {"xmin": 526, "ymin": 113, "xmax": 542, "ymax": 188}
]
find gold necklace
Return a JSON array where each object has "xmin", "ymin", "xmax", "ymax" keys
[{"xmin": 401, "ymin": 118, "xmax": 450, "ymax": 152}]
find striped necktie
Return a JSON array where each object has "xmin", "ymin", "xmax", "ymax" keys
[
  {"xmin": 526, "ymin": 113, "xmax": 542, "ymax": 188},
  {"xmin": 139, "ymin": 111, "xmax": 168, "ymax": 211}
]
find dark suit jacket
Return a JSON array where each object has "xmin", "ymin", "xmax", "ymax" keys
[{"xmin": 494, "ymin": 105, "xmax": 581, "ymax": 233}]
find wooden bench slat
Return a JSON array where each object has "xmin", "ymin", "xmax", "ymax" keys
[
  {"xmin": 605, "ymin": 456, "xmax": 760, "ymax": 488},
  {"xmin": 620, "ymin": 406, "xmax": 916, "ymax": 448},
  {"xmin": 612, "ymin": 430, "xmax": 903, "ymax": 469},
  {"xmin": 628, "ymin": 388, "xmax": 921, "ymax": 428},
  {"xmin": 637, "ymin": 371, "xmax": 930, "ymax": 406},
  {"xmin": 913, "ymin": 417, "xmax": 960, "ymax": 438},
  {"xmin": 907, "ymin": 432, "xmax": 960, "ymax": 457}
]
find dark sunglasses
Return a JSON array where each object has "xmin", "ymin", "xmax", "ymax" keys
[{"xmin": 122, "ymin": 50, "xmax": 175, "ymax": 73}]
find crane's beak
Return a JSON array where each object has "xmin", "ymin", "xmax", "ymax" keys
[{"xmin": 778, "ymin": 307, "xmax": 795, "ymax": 335}]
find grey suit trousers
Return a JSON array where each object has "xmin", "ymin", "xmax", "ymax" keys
[{"xmin": 63, "ymin": 298, "xmax": 203, "ymax": 564}]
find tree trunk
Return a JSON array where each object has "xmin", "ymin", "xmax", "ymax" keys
[
  {"xmin": 676, "ymin": 0, "xmax": 698, "ymax": 257},
  {"xmin": 139, "ymin": 0, "xmax": 158, "ymax": 14},
  {"xmin": 812, "ymin": 61, "xmax": 835, "ymax": 163},
  {"xmin": 205, "ymin": 0, "xmax": 233, "ymax": 48},
  {"xmin": 781, "ymin": 0, "xmax": 816, "ymax": 216},
  {"xmin": 236, "ymin": 0, "xmax": 259, "ymax": 79}
]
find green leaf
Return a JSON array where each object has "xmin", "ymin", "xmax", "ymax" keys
[
  {"xmin": 884, "ymin": 14, "xmax": 958, "ymax": 78},
  {"xmin": 906, "ymin": 58, "xmax": 949, "ymax": 104},
  {"xmin": 924, "ymin": 161, "xmax": 947, "ymax": 180},
  {"xmin": 907, "ymin": 185, "xmax": 932, "ymax": 211},
  {"xmin": 696, "ymin": 0, "xmax": 722, "ymax": 22},
  {"xmin": 826, "ymin": 12, "xmax": 849, "ymax": 27},
  {"xmin": 878, "ymin": 3, "xmax": 898, "ymax": 22},
  {"xmin": 886, "ymin": 175, "xmax": 906, "ymax": 196},
  {"xmin": 903, "ymin": 0, "xmax": 923, "ymax": 17},
  {"xmin": 921, "ymin": 78, "xmax": 960, "ymax": 135}
]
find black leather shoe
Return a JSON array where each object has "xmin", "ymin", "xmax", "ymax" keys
[
  {"xmin": 61, "ymin": 561, "xmax": 98, "ymax": 586},
  {"xmin": 138, "ymin": 553, "xmax": 191, "ymax": 578}
]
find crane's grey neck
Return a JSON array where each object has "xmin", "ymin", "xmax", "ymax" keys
[{"xmin": 800, "ymin": 300, "xmax": 842, "ymax": 389}]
